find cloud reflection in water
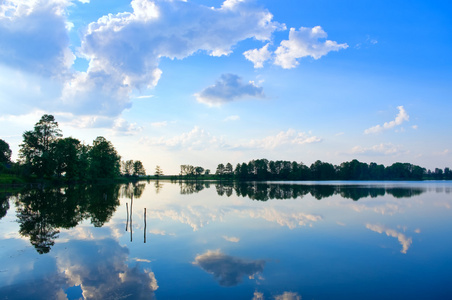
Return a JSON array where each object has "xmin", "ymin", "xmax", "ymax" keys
[
  {"xmin": 0, "ymin": 238, "xmax": 158, "ymax": 300},
  {"xmin": 193, "ymin": 250, "xmax": 265, "ymax": 286},
  {"xmin": 366, "ymin": 224, "xmax": 413, "ymax": 254}
]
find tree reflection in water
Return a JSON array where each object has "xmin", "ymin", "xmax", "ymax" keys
[
  {"xmin": 15, "ymin": 184, "xmax": 121, "ymax": 254},
  {"xmin": 176, "ymin": 181, "xmax": 209, "ymax": 195},
  {"xmin": 0, "ymin": 192, "xmax": 10, "ymax": 220},
  {"xmin": 214, "ymin": 182, "xmax": 425, "ymax": 201},
  {"xmin": 10, "ymin": 181, "xmax": 427, "ymax": 254},
  {"xmin": 170, "ymin": 180, "xmax": 426, "ymax": 201}
]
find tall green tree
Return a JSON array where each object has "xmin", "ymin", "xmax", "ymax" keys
[
  {"xmin": 0, "ymin": 139, "xmax": 12, "ymax": 164},
  {"xmin": 19, "ymin": 114, "xmax": 62, "ymax": 177},
  {"xmin": 224, "ymin": 163, "xmax": 233, "ymax": 180},
  {"xmin": 237, "ymin": 163, "xmax": 249, "ymax": 180},
  {"xmin": 88, "ymin": 136, "xmax": 121, "ymax": 179},
  {"xmin": 310, "ymin": 160, "xmax": 336, "ymax": 180},
  {"xmin": 216, "ymin": 163, "xmax": 225, "ymax": 179},
  {"xmin": 133, "ymin": 160, "xmax": 146, "ymax": 176},
  {"xmin": 54, "ymin": 137, "xmax": 84, "ymax": 180}
]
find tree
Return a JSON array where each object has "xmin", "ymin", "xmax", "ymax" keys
[
  {"xmin": 133, "ymin": 160, "xmax": 146, "ymax": 176},
  {"xmin": 195, "ymin": 166, "xmax": 204, "ymax": 177},
  {"xmin": 434, "ymin": 168, "xmax": 444, "ymax": 180},
  {"xmin": 121, "ymin": 160, "xmax": 134, "ymax": 176},
  {"xmin": 19, "ymin": 114, "xmax": 62, "ymax": 177},
  {"xmin": 54, "ymin": 137, "xmax": 83, "ymax": 180},
  {"xmin": 253, "ymin": 159, "xmax": 269, "ymax": 180},
  {"xmin": 88, "ymin": 137, "xmax": 121, "ymax": 179},
  {"xmin": 216, "ymin": 163, "xmax": 225, "ymax": 179},
  {"xmin": 237, "ymin": 163, "xmax": 249, "ymax": 180},
  {"xmin": 224, "ymin": 163, "xmax": 233, "ymax": 180},
  {"xmin": 310, "ymin": 160, "xmax": 336, "ymax": 180},
  {"xmin": 0, "ymin": 139, "xmax": 12, "ymax": 164},
  {"xmin": 339, "ymin": 159, "xmax": 369, "ymax": 180},
  {"xmin": 155, "ymin": 165, "xmax": 164, "ymax": 177},
  {"xmin": 180, "ymin": 165, "xmax": 195, "ymax": 177},
  {"xmin": 368, "ymin": 162, "xmax": 385, "ymax": 180}
]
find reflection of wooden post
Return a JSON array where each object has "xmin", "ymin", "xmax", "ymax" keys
[
  {"xmin": 130, "ymin": 193, "xmax": 133, "ymax": 242},
  {"xmin": 126, "ymin": 202, "xmax": 129, "ymax": 231},
  {"xmin": 144, "ymin": 208, "xmax": 147, "ymax": 243}
]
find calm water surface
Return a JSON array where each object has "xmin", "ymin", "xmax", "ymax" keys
[{"xmin": 1, "ymin": 181, "xmax": 451, "ymax": 299}]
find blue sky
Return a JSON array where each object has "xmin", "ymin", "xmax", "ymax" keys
[{"xmin": 1, "ymin": 0, "xmax": 451, "ymax": 174}]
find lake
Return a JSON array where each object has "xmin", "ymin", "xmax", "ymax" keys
[{"xmin": 1, "ymin": 181, "xmax": 452, "ymax": 299}]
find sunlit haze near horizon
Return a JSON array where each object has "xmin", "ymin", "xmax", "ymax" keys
[{"xmin": 1, "ymin": 0, "xmax": 451, "ymax": 174}]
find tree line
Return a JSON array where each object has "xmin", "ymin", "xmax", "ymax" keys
[
  {"xmin": 229, "ymin": 159, "xmax": 451, "ymax": 180},
  {"xmin": 0, "ymin": 114, "xmax": 146, "ymax": 182},
  {"xmin": 176, "ymin": 159, "xmax": 451, "ymax": 181}
]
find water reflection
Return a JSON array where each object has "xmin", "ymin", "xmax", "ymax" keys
[
  {"xmin": 366, "ymin": 224, "xmax": 413, "ymax": 253},
  {"xmin": 193, "ymin": 250, "xmax": 265, "ymax": 287},
  {"xmin": 14, "ymin": 184, "xmax": 120, "ymax": 254},
  {"xmin": 0, "ymin": 238, "xmax": 158, "ymax": 299},
  {"xmin": 1, "ymin": 192, "xmax": 10, "ymax": 220},
  {"xmin": 122, "ymin": 182, "xmax": 147, "ymax": 243},
  {"xmin": 121, "ymin": 182, "xmax": 146, "ymax": 199},
  {"xmin": 215, "ymin": 182, "xmax": 426, "ymax": 201},
  {"xmin": 56, "ymin": 239, "xmax": 157, "ymax": 299},
  {"xmin": 154, "ymin": 180, "xmax": 163, "ymax": 194},
  {"xmin": 177, "ymin": 181, "xmax": 209, "ymax": 194},
  {"xmin": 273, "ymin": 292, "xmax": 302, "ymax": 300},
  {"xmin": 5, "ymin": 182, "xmax": 438, "ymax": 254},
  {"xmin": 2, "ymin": 181, "xmax": 452, "ymax": 299},
  {"xmin": 170, "ymin": 180, "xmax": 429, "ymax": 201}
]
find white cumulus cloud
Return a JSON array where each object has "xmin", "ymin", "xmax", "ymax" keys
[
  {"xmin": 223, "ymin": 236, "xmax": 240, "ymax": 243},
  {"xmin": 274, "ymin": 26, "xmax": 348, "ymax": 69},
  {"xmin": 364, "ymin": 106, "xmax": 410, "ymax": 134},
  {"xmin": 141, "ymin": 127, "xmax": 321, "ymax": 152},
  {"xmin": 246, "ymin": 129, "xmax": 322, "ymax": 150},
  {"xmin": 69, "ymin": 0, "xmax": 282, "ymax": 116},
  {"xmin": 61, "ymin": 114, "xmax": 142, "ymax": 135},
  {"xmin": 0, "ymin": 0, "xmax": 283, "ymax": 119},
  {"xmin": 141, "ymin": 126, "xmax": 224, "ymax": 151},
  {"xmin": 243, "ymin": 43, "xmax": 272, "ymax": 68},
  {"xmin": 0, "ymin": 0, "xmax": 75, "ymax": 77},
  {"xmin": 351, "ymin": 143, "xmax": 405, "ymax": 156},
  {"xmin": 243, "ymin": 26, "xmax": 347, "ymax": 69},
  {"xmin": 111, "ymin": 118, "xmax": 143, "ymax": 136},
  {"xmin": 195, "ymin": 74, "xmax": 265, "ymax": 106}
]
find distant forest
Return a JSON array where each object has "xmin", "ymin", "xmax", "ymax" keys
[{"xmin": 179, "ymin": 159, "xmax": 452, "ymax": 181}]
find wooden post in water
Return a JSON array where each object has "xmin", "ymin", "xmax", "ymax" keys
[
  {"xmin": 144, "ymin": 208, "xmax": 147, "ymax": 243},
  {"xmin": 125, "ymin": 202, "xmax": 129, "ymax": 231}
]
